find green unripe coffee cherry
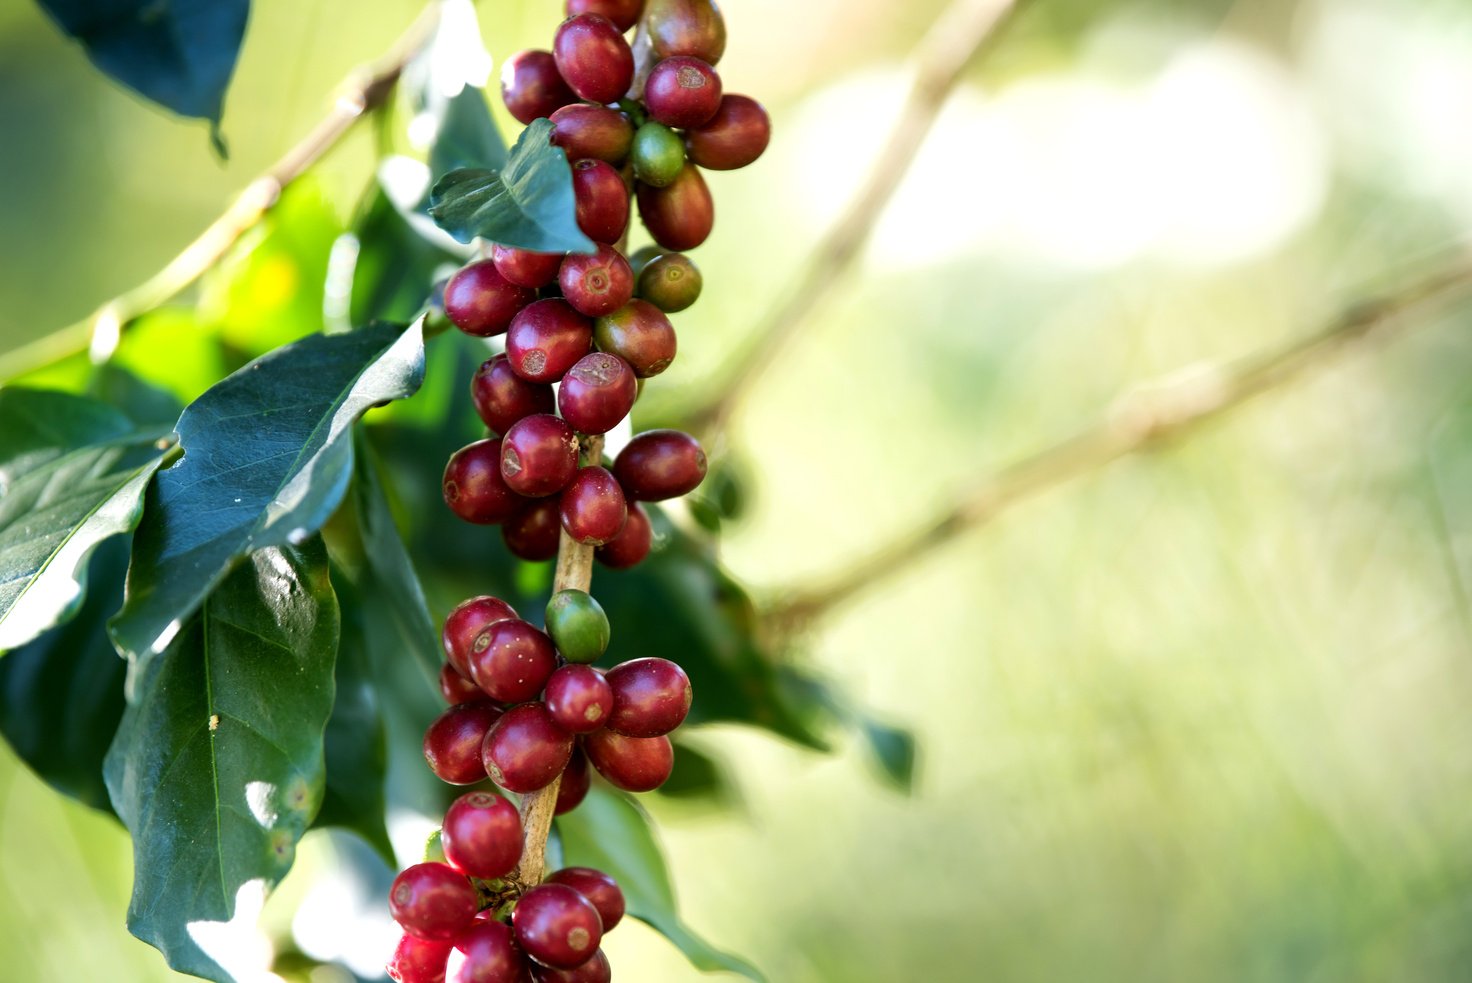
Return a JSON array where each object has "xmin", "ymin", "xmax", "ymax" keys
[
  {"xmin": 631, "ymin": 121, "xmax": 687, "ymax": 188},
  {"xmin": 423, "ymin": 828, "xmax": 447, "ymax": 864},
  {"xmin": 545, "ymin": 589, "xmax": 610, "ymax": 664},
  {"xmin": 627, "ymin": 245, "xmax": 663, "ymax": 281},
  {"xmin": 637, "ymin": 253, "xmax": 703, "ymax": 312}
]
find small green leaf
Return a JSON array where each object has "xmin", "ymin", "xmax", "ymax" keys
[
  {"xmin": 430, "ymin": 85, "xmax": 507, "ymax": 178},
  {"xmin": 557, "ymin": 785, "xmax": 765, "ymax": 981},
  {"xmin": 858, "ymin": 717, "xmax": 917, "ymax": 792},
  {"xmin": 0, "ymin": 388, "xmax": 170, "ymax": 651},
  {"xmin": 429, "ymin": 119, "xmax": 596, "ymax": 253},
  {"xmin": 104, "ymin": 539, "xmax": 338, "ymax": 982},
  {"xmin": 109, "ymin": 322, "xmax": 425, "ymax": 660}
]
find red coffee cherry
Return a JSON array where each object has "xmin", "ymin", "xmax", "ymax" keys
[
  {"xmin": 506, "ymin": 299, "xmax": 594, "ymax": 384},
  {"xmin": 444, "ymin": 260, "xmax": 536, "ymax": 337},
  {"xmin": 643, "ymin": 56, "xmax": 722, "ymax": 129},
  {"xmin": 560, "ymin": 467, "xmax": 627, "ymax": 546},
  {"xmin": 512, "ymin": 884, "xmax": 603, "ymax": 970},
  {"xmin": 472, "ymin": 354, "xmax": 556, "ymax": 436},
  {"xmin": 555, "ymin": 747, "xmax": 592, "ymax": 815},
  {"xmin": 559, "ymin": 244, "xmax": 634, "ymax": 318},
  {"xmin": 605, "ymin": 657, "xmax": 692, "ymax": 736},
  {"xmin": 543, "ymin": 664, "xmax": 615, "ymax": 734},
  {"xmin": 646, "ymin": 0, "xmax": 726, "ymax": 64},
  {"xmin": 502, "ymin": 498, "xmax": 563, "ymax": 562},
  {"xmin": 468, "ymin": 619, "xmax": 558, "ymax": 704},
  {"xmin": 584, "ymin": 729, "xmax": 674, "ymax": 792},
  {"xmin": 566, "ymin": 0, "xmax": 642, "ymax": 31},
  {"xmin": 446, "ymin": 919, "xmax": 533, "ymax": 983},
  {"xmin": 550, "ymin": 105, "xmax": 634, "ymax": 167},
  {"xmin": 612, "ymin": 429, "xmax": 707, "ymax": 500},
  {"xmin": 440, "ymin": 662, "xmax": 485, "ymax": 705},
  {"xmin": 569, "ymin": 160, "xmax": 630, "ymax": 246},
  {"xmin": 483, "ymin": 703, "xmax": 575, "ymax": 793},
  {"xmin": 389, "ymin": 863, "xmax": 479, "ymax": 942},
  {"xmin": 595, "ymin": 502, "xmax": 652, "ymax": 569},
  {"xmin": 501, "ymin": 414, "xmax": 579, "ymax": 498},
  {"xmin": 441, "ymin": 791, "xmax": 525, "ymax": 879},
  {"xmin": 558, "ymin": 353, "xmax": 637, "ymax": 435},
  {"xmin": 444, "ymin": 439, "xmax": 527, "ymax": 525},
  {"xmin": 591, "ymin": 300, "xmax": 677, "ymax": 378},
  {"xmin": 443, "ymin": 596, "xmax": 519, "ymax": 677},
  {"xmin": 424, "ymin": 702, "xmax": 502, "ymax": 785},
  {"xmin": 553, "ymin": 14, "xmax": 634, "ymax": 105},
  {"xmin": 388, "ymin": 932, "xmax": 453, "ymax": 983},
  {"xmin": 546, "ymin": 868, "xmax": 625, "ymax": 932},
  {"xmin": 637, "ymin": 164, "xmax": 714, "ymax": 251},
  {"xmin": 493, "ymin": 244, "xmax": 565, "ymax": 289},
  {"xmin": 685, "ymin": 94, "xmax": 770, "ymax": 170},
  {"xmin": 501, "ymin": 49, "xmax": 578, "ymax": 125},
  {"xmin": 531, "ymin": 949, "xmax": 610, "ymax": 983}
]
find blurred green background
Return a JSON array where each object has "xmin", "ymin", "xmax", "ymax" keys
[{"xmin": 5, "ymin": 0, "xmax": 1472, "ymax": 980}]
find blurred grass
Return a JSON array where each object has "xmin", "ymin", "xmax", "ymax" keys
[{"xmin": 6, "ymin": 0, "xmax": 1472, "ymax": 980}]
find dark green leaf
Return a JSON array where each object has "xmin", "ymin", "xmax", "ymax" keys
[
  {"xmin": 430, "ymin": 86, "xmax": 507, "ymax": 178},
  {"xmin": 429, "ymin": 119, "xmax": 595, "ymax": 253},
  {"xmin": 858, "ymin": 716, "xmax": 917, "ymax": 792},
  {"xmin": 109, "ymin": 322, "xmax": 425, "ymax": 660},
  {"xmin": 0, "ymin": 388, "xmax": 170, "ymax": 651},
  {"xmin": 104, "ymin": 539, "xmax": 338, "ymax": 982},
  {"xmin": 656, "ymin": 738, "xmax": 741, "ymax": 809},
  {"xmin": 348, "ymin": 176, "xmax": 461, "ymax": 327},
  {"xmin": 0, "ymin": 537, "xmax": 129, "ymax": 811},
  {"xmin": 557, "ymin": 785, "xmax": 764, "ymax": 981},
  {"xmin": 88, "ymin": 363, "xmax": 185, "ymax": 428},
  {"xmin": 36, "ymin": 0, "xmax": 248, "ymax": 129}
]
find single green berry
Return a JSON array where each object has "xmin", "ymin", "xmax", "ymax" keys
[
  {"xmin": 545, "ymin": 589, "xmax": 611, "ymax": 664},
  {"xmin": 627, "ymin": 245, "xmax": 663, "ymax": 280},
  {"xmin": 423, "ymin": 828, "xmax": 448, "ymax": 865},
  {"xmin": 637, "ymin": 252, "xmax": 703, "ymax": 312},
  {"xmin": 631, "ymin": 121, "xmax": 687, "ymax": 188}
]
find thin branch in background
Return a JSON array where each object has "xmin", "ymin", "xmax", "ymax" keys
[
  {"xmin": 763, "ymin": 259, "xmax": 1472, "ymax": 635},
  {"xmin": 681, "ymin": 0, "xmax": 1029, "ymax": 439},
  {"xmin": 0, "ymin": 2, "xmax": 444, "ymax": 383}
]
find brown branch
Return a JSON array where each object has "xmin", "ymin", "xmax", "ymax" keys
[
  {"xmin": 764, "ymin": 259, "xmax": 1472, "ymax": 633},
  {"xmin": 0, "ymin": 2, "xmax": 443, "ymax": 382},
  {"xmin": 681, "ymin": 0, "xmax": 1029, "ymax": 438}
]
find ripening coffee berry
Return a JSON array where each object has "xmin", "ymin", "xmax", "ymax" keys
[
  {"xmin": 444, "ymin": 439, "xmax": 527, "ymax": 525},
  {"xmin": 443, "ymin": 596, "xmax": 519, "ymax": 677},
  {"xmin": 502, "ymin": 498, "xmax": 563, "ymax": 562},
  {"xmin": 686, "ymin": 94, "xmax": 770, "ymax": 170},
  {"xmin": 625, "ymin": 244, "xmax": 662, "ymax": 279},
  {"xmin": 612, "ymin": 429, "xmax": 707, "ymax": 500},
  {"xmin": 446, "ymin": 919, "xmax": 531, "ymax": 983},
  {"xmin": 544, "ymin": 589, "xmax": 611, "ymax": 664},
  {"xmin": 544, "ymin": 664, "xmax": 615, "ymax": 733},
  {"xmin": 512, "ymin": 884, "xmax": 604, "ymax": 970},
  {"xmin": 631, "ymin": 121, "xmax": 686, "ymax": 188},
  {"xmin": 643, "ymin": 56, "xmax": 722, "ymax": 129},
  {"xmin": 441, "ymin": 791, "xmax": 524, "ymax": 879},
  {"xmin": 424, "ymin": 702, "xmax": 502, "ymax": 785},
  {"xmin": 560, "ymin": 467, "xmax": 628, "ymax": 546},
  {"xmin": 591, "ymin": 300, "xmax": 676, "ymax": 378},
  {"xmin": 483, "ymin": 703, "xmax": 575, "ymax": 793},
  {"xmin": 506, "ymin": 299, "xmax": 594, "ymax": 384},
  {"xmin": 605, "ymin": 657, "xmax": 692, "ymax": 736},
  {"xmin": 551, "ymin": 105, "xmax": 634, "ymax": 167},
  {"xmin": 558, "ymin": 353, "xmax": 637, "ymax": 434},
  {"xmin": 553, "ymin": 14, "xmax": 634, "ymax": 105},
  {"xmin": 390, "ymin": 863, "xmax": 479, "ymax": 942},
  {"xmin": 388, "ymin": 932, "xmax": 453, "ymax": 983},
  {"xmin": 493, "ymin": 244, "xmax": 565, "ymax": 289},
  {"xmin": 546, "ymin": 868, "xmax": 625, "ymax": 932},
  {"xmin": 637, "ymin": 164, "xmax": 714, "ymax": 250},
  {"xmin": 468, "ymin": 619, "xmax": 558, "ymax": 704},
  {"xmin": 595, "ymin": 502, "xmax": 652, "ymax": 569},
  {"xmin": 472, "ymin": 354, "xmax": 556, "ymax": 436},
  {"xmin": 584, "ymin": 729, "xmax": 675, "ymax": 792},
  {"xmin": 555, "ymin": 747, "xmax": 591, "ymax": 815},
  {"xmin": 440, "ymin": 662, "xmax": 486, "ymax": 705},
  {"xmin": 636, "ymin": 252, "xmax": 702, "ymax": 312},
  {"xmin": 570, "ymin": 160, "xmax": 630, "ymax": 245},
  {"xmin": 532, "ymin": 950, "xmax": 611, "ymax": 983},
  {"xmin": 501, "ymin": 414, "xmax": 579, "ymax": 498},
  {"xmin": 501, "ymin": 49, "xmax": 578, "ymax": 125},
  {"xmin": 566, "ymin": 0, "xmax": 642, "ymax": 31},
  {"xmin": 559, "ymin": 243, "xmax": 634, "ymax": 317},
  {"xmin": 647, "ymin": 0, "xmax": 726, "ymax": 63},
  {"xmin": 444, "ymin": 261, "xmax": 537, "ymax": 337}
]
